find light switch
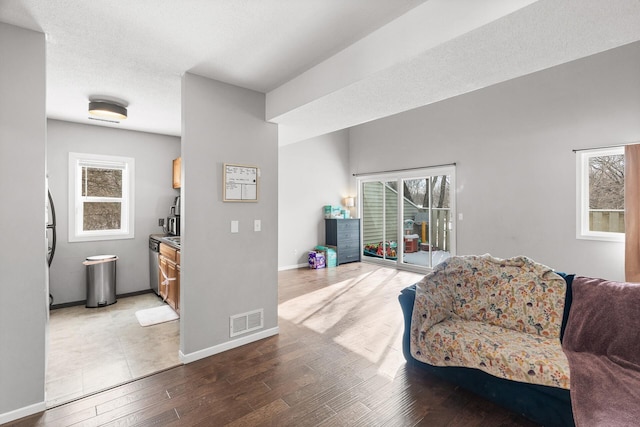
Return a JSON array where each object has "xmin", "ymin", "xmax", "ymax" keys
[
  {"xmin": 254, "ymin": 219, "xmax": 261, "ymax": 232},
  {"xmin": 231, "ymin": 220, "xmax": 239, "ymax": 233}
]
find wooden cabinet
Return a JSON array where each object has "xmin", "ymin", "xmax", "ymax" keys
[
  {"xmin": 325, "ymin": 218, "xmax": 361, "ymax": 265},
  {"xmin": 175, "ymin": 262, "xmax": 180, "ymax": 314},
  {"xmin": 159, "ymin": 243, "xmax": 180, "ymax": 314},
  {"xmin": 172, "ymin": 157, "xmax": 181, "ymax": 189}
]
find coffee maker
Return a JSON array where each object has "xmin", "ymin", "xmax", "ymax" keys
[{"xmin": 167, "ymin": 196, "xmax": 180, "ymax": 236}]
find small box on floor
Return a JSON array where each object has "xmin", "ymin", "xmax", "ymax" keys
[
  {"xmin": 315, "ymin": 245, "xmax": 337, "ymax": 267},
  {"xmin": 308, "ymin": 251, "xmax": 326, "ymax": 269}
]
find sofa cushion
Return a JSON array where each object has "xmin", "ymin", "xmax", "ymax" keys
[
  {"xmin": 415, "ymin": 254, "xmax": 566, "ymax": 338},
  {"xmin": 416, "ymin": 318, "xmax": 570, "ymax": 389}
]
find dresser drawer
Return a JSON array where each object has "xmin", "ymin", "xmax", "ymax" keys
[
  {"xmin": 336, "ymin": 230, "xmax": 359, "ymax": 242},
  {"xmin": 159, "ymin": 243, "xmax": 177, "ymax": 262},
  {"xmin": 338, "ymin": 239, "xmax": 359, "ymax": 251},
  {"xmin": 325, "ymin": 218, "xmax": 361, "ymax": 265},
  {"xmin": 336, "ymin": 220, "xmax": 359, "ymax": 233},
  {"xmin": 338, "ymin": 249, "xmax": 360, "ymax": 264}
]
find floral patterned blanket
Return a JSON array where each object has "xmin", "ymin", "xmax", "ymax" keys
[{"xmin": 410, "ymin": 254, "xmax": 570, "ymax": 389}]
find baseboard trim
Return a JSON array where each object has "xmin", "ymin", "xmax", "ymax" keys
[
  {"xmin": 50, "ymin": 289, "xmax": 156, "ymax": 310},
  {"xmin": 179, "ymin": 326, "xmax": 280, "ymax": 364},
  {"xmin": 0, "ymin": 401, "xmax": 46, "ymax": 425},
  {"xmin": 278, "ymin": 263, "xmax": 307, "ymax": 271}
]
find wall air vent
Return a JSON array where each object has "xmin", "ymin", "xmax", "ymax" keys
[{"xmin": 230, "ymin": 308, "xmax": 264, "ymax": 337}]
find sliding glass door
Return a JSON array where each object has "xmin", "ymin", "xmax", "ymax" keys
[
  {"xmin": 359, "ymin": 166, "xmax": 455, "ymax": 270},
  {"xmin": 362, "ymin": 181, "xmax": 398, "ymax": 261}
]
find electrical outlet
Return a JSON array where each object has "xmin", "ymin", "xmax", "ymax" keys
[{"xmin": 158, "ymin": 218, "xmax": 165, "ymax": 226}]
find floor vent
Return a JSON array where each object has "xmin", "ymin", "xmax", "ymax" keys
[{"xmin": 230, "ymin": 308, "xmax": 263, "ymax": 337}]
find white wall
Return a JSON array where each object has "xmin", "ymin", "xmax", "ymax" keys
[
  {"xmin": 349, "ymin": 42, "xmax": 640, "ymax": 282},
  {"xmin": 46, "ymin": 120, "xmax": 180, "ymax": 304},
  {"xmin": 180, "ymin": 73, "xmax": 278, "ymax": 361},
  {"xmin": 0, "ymin": 23, "xmax": 47, "ymax": 423},
  {"xmin": 278, "ymin": 130, "xmax": 352, "ymax": 269}
]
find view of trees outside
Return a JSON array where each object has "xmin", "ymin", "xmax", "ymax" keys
[
  {"xmin": 589, "ymin": 155, "xmax": 624, "ymax": 209},
  {"xmin": 589, "ymin": 154, "xmax": 624, "ymax": 233},
  {"xmin": 403, "ymin": 175, "xmax": 450, "ymax": 208},
  {"xmin": 402, "ymin": 175, "xmax": 452, "ymax": 253},
  {"xmin": 82, "ymin": 167, "xmax": 123, "ymax": 231}
]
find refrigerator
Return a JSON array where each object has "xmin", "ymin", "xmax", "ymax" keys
[{"xmin": 46, "ymin": 188, "xmax": 56, "ymax": 305}]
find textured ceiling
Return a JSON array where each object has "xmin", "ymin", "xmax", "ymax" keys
[
  {"xmin": 1, "ymin": 0, "xmax": 639, "ymax": 143},
  {"xmin": 269, "ymin": 0, "xmax": 640, "ymax": 144},
  {"xmin": 0, "ymin": 0, "xmax": 425, "ymax": 137}
]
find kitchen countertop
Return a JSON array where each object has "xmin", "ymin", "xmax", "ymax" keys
[
  {"xmin": 151, "ymin": 233, "xmax": 181, "ymax": 250},
  {"xmin": 161, "ymin": 236, "xmax": 180, "ymax": 250}
]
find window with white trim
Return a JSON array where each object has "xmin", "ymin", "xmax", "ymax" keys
[
  {"xmin": 576, "ymin": 147, "xmax": 624, "ymax": 241},
  {"xmin": 69, "ymin": 152, "xmax": 135, "ymax": 242}
]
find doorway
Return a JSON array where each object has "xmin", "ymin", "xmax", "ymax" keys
[{"xmin": 46, "ymin": 294, "xmax": 180, "ymax": 406}]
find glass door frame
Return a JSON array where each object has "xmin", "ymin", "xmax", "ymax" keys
[{"xmin": 356, "ymin": 165, "xmax": 456, "ymax": 273}]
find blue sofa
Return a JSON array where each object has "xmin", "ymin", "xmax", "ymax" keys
[{"xmin": 398, "ymin": 275, "xmax": 575, "ymax": 427}]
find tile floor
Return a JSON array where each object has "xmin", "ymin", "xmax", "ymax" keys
[{"xmin": 46, "ymin": 293, "xmax": 180, "ymax": 407}]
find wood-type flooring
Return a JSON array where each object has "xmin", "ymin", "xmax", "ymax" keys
[{"xmin": 6, "ymin": 262, "xmax": 539, "ymax": 426}]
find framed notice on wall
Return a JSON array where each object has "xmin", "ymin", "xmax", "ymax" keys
[{"xmin": 223, "ymin": 163, "xmax": 259, "ymax": 202}]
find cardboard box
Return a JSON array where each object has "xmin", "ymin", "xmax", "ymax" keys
[
  {"xmin": 308, "ymin": 251, "xmax": 326, "ymax": 269},
  {"xmin": 324, "ymin": 205, "xmax": 343, "ymax": 219},
  {"xmin": 326, "ymin": 245, "xmax": 340, "ymax": 266},
  {"xmin": 325, "ymin": 248, "xmax": 337, "ymax": 267},
  {"xmin": 315, "ymin": 245, "xmax": 337, "ymax": 267}
]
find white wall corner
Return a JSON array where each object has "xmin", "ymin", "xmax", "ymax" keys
[{"xmin": 0, "ymin": 401, "xmax": 46, "ymax": 425}]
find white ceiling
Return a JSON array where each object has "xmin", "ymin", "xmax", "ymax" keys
[{"xmin": 1, "ymin": 0, "xmax": 640, "ymax": 144}]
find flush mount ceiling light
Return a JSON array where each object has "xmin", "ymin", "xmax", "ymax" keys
[{"xmin": 88, "ymin": 100, "xmax": 127, "ymax": 121}]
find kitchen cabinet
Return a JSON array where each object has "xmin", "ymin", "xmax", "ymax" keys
[
  {"xmin": 172, "ymin": 157, "xmax": 181, "ymax": 189},
  {"xmin": 159, "ymin": 243, "xmax": 180, "ymax": 313},
  {"xmin": 176, "ymin": 263, "xmax": 180, "ymax": 314},
  {"xmin": 325, "ymin": 218, "xmax": 361, "ymax": 265}
]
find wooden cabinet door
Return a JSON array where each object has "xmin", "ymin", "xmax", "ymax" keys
[
  {"xmin": 172, "ymin": 157, "xmax": 181, "ymax": 189},
  {"xmin": 165, "ymin": 259, "xmax": 178, "ymax": 311},
  {"xmin": 175, "ymin": 264, "xmax": 180, "ymax": 314},
  {"xmin": 159, "ymin": 255, "xmax": 178, "ymax": 311},
  {"xmin": 158, "ymin": 256, "xmax": 168, "ymax": 300}
]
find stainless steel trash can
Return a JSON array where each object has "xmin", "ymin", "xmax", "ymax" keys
[{"xmin": 84, "ymin": 255, "xmax": 118, "ymax": 307}]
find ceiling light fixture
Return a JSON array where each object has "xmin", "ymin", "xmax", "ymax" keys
[{"xmin": 88, "ymin": 100, "xmax": 128, "ymax": 121}]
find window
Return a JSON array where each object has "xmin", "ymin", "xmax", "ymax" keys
[
  {"xmin": 69, "ymin": 153, "xmax": 135, "ymax": 242},
  {"xmin": 576, "ymin": 147, "xmax": 624, "ymax": 241},
  {"xmin": 359, "ymin": 165, "xmax": 456, "ymax": 270}
]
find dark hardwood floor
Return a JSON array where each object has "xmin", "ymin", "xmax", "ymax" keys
[{"xmin": 6, "ymin": 262, "xmax": 539, "ymax": 426}]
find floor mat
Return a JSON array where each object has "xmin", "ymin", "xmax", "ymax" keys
[{"xmin": 135, "ymin": 304, "xmax": 179, "ymax": 327}]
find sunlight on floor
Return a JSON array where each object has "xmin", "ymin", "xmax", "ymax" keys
[
  {"xmin": 279, "ymin": 266, "xmax": 423, "ymax": 378},
  {"xmin": 279, "ymin": 270, "xmax": 379, "ymax": 333}
]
